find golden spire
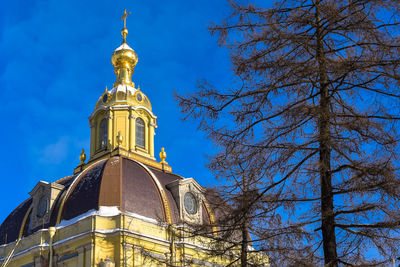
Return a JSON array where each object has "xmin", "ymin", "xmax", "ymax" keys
[
  {"xmin": 120, "ymin": 9, "xmax": 131, "ymax": 43},
  {"xmin": 111, "ymin": 9, "xmax": 138, "ymax": 87}
]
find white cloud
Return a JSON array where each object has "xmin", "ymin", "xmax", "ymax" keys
[{"xmin": 38, "ymin": 136, "xmax": 70, "ymax": 164}]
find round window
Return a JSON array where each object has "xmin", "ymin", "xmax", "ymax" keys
[
  {"xmin": 184, "ymin": 192, "xmax": 197, "ymax": 215},
  {"xmin": 136, "ymin": 93, "xmax": 143, "ymax": 102},
  {"xmin": 102, "ymin": 93, "xmax": 109, "ymax": 103}
]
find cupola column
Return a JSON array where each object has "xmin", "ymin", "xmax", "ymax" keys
[
  {"xmin": 149, "ymin": 123, "xmax": 155, "ymax": 157},
  {"xmin": 129, "ymin": 110, "xmax": 135, "ymax": 151},
  {"xmin": 107, "ymin": 109, "xmax": 114, "ymax": 149},
  {"xmin": 90, "ymin": 122, "xmax": 96, "ymax": 157}
]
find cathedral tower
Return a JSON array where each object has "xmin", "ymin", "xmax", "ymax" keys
[{"xmin": 79, "ymin": 9, "xmax": 170, "ymax": 173}]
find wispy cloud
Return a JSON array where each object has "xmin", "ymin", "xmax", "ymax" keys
[{"xmin": 38, "ymin": 136, "xmax": 70, "ymax": 164}]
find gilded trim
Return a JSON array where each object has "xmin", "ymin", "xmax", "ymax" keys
[{"xmin": 18, "ymin": 205, "xmax": 33, "ymax": 239}]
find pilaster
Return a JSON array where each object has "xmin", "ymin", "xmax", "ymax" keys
[
  {"xmin": 122, "ymin": 242, "xmax": 134, "ymax": 267},
  {"xmin": 149, "ymin": 122, "xmax": 155, "ymax": 158},
  {"xmin": 84, "ymin": 243, "xmax": 94, "ymax": 267},
  {"xmin": 76, "ymin": 245, "xmax": 85, "ymax": 266},
  {"xmin": 107, "ymin": 109, "xmax": 114, "ymax": 149},
  {"xmin": 133, "ymin": 245, "xmax": 142, "ymax": 267},
  {"xmin": 129, "ymin": 112, "xmax": 136, "ymax": 151},
  {"xmin": 90, "ymin": 122, "xmax": 96, "ymax": 158}
]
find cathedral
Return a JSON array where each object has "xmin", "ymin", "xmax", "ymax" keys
[{"xmin": 0, "ymin": 10, "xmax": 269, "ymax": 267}]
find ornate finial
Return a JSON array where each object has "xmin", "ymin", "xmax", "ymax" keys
[
  {"xmin": 79, "ymin": 149, "xmax": 86, "ymax": 164},
  {"xmin": 111, "ymin": 9, "xmax": 138, "ymax": 87},
  {"xmin": 120, "ymin": 9, "xmax": 131, "ymax": 28},
  {"xmin": 105, "ymin": 85, "xmax": 108, "ymax": 92},
  {"xmin": 116, "ymin": 131, "xmax": 123, "ymax": 147},
  {"xmin": 120, "ymin": 9, "xmax": 131, "ymax": 43},
  {"xmin": 160, "ymin": 147, "xmax": 167, "ymax": 164},
  {"xmin": 137, "ymin": 85, "xmax": 141, "ymax": 91}
]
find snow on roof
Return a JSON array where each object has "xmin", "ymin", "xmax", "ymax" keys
[
  {"xmin": 110, "ymin": 84, "xmax": 137, "ymax": 95},
  {"xmin": 115, "ymin": 42, "xmax": 134, "ymax": 51}
]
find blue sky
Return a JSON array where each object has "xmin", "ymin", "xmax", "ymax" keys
[{"xmin": 0, "ymin": 0, "xmax": 237, "ymax": 222}]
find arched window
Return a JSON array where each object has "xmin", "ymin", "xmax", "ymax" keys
[
  {"xmin": 99, "ymin": 118, "xmax": 108, "ymax": 149},
  {"xmin": 136, "ymin": 118, "xmax": 145, "ymax": 148}
]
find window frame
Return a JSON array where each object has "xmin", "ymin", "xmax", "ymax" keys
[
  {"xmin": 135, "ymin": 117, "xmax": 146, "ymax": 149},
  {"xmin": 99, "ymin": 118, "xmax": 108, "ymax": 150}
]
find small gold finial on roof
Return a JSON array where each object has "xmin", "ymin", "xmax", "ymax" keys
[
  {"xmin": 79, "ymin": 149, "xmax": 86, "ymax": 164},
  {"xmin": 116, "ymin": 131, "xmax": 123, "ymax": 147},
  {"xmin": 120, "ymin": 9, "xmax": 131, "ymax": 43},
  {"xmin": 160, "ymin": 147, "xmax": 167, "ymax": 164},
  {"xmin": 105, "ymin": 85, "xmax": 108, "ymax": 92}
]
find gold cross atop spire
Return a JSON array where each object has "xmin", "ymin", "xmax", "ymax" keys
[{"xmin": 120, "ymin": 9, "xmax": 131, "ymax": 29}]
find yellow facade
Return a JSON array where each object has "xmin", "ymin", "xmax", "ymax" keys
[{"xmin": 1, "ymin": 212, "xmax": 256, "ymax": 267}]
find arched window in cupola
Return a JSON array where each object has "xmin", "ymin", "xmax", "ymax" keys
[
  {"xmin": 136, "ymin": 118, "xmax": 145, "ymax": 148},
  {"xmin": 99, "ymin": 118, "xmax": 108, "ymax": 149}
]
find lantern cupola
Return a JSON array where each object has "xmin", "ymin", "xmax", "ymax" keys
[{"xmin": 81, "ymin": 9, "xmax": 171, "ymax": 173}]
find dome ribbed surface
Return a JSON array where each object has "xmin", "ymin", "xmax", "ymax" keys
[{"xmin": 0, "ymin": 156, "xmax": 208, "ymax": 245}]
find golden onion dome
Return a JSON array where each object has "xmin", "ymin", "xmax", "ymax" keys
[{"xmin": 111, "ymin": 42, "xmax": 138, "ymax": 70}]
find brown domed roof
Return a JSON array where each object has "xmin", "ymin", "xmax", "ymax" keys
[{"xmin": 0, "ymin": 156, "xmax": 210, "ymax": 245}]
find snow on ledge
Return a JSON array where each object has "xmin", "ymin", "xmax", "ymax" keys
[
  {"xmin": 56, "ymin": 206, "xmax": 159, "ymax": 229},
  {"xmin": 98, "ymin": 206, "xmax": 120, "ymax": 216},
  {"xmin": 57, "ymin": 206, "xmax": 121, "ymax": 228}
]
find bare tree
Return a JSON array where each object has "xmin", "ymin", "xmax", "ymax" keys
[
  {"xmin": 198, "ymin": 157, "xmax": 270, "ymax": 267},
  {"xmin": 176, "ymin": 0, "xmax": 400, "ymax": 265}
]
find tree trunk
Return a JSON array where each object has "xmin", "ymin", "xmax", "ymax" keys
[
  {"xmin": 241, "ymin": 174, "xmax": 249, "ymax": 267},
  {"xmin": 241, "ymin": 217, "xmax": 248, "ymax": 267},
  {"xmin": 315, "ymin": 2, "xmax": 338, "ymax": 266}
]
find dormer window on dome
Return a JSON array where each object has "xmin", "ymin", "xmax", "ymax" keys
[
  {"xmin": 166, "ymin": 178, "xmax": 204, "ymax": 224},
  {"xmin": 29, "ymin": 181, "xmax": 64, "ymax": 230}
]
